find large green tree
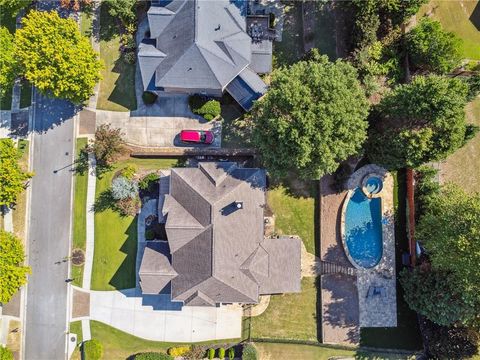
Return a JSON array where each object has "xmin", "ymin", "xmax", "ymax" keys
[
  {"xmin": 0, "ymin": 230, "xmax": 31, "ymax": 304},
  {"xmin": 367, "ymin": 75, "xmax": 469, "ymax": 169},
  {"xmin": 15, "ymin": 10, "xmax": 102, "ymax": 103},
  {"xmin": 407, "ymin": 18, "xmax": 462, "ymax": 74},
  {"xmin": 0, "ymin": 139, "xmax": 33, "ymax": 207},
  {"xmin": 107, "ymin": 0, "xmax": 137, "ymax": 26},
  {"xmin": 415, "ymin": 184, "xmax": 480, "ymax": 325},
  {"xmin": 251, "ymin": 52, "xmax": 369, "ymax": 179},
  {"xmin": 0, "ymin": 0, "xmax": 30, "ymax": 13},
  {"xmin": 0, "ymin": 27, "xmax": 17, "ymax": 98}
]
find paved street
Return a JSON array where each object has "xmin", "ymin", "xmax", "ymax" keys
[{"xmin": 24, "ymin": 91, "xmax": 76, "ymax": 360}]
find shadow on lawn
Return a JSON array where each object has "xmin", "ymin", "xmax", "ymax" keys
[
  {"xmin": 109, "ymin": 218, "xmax": 138, "ymax": 289},
  {"xmin": 107, "ymin": 53, "xmax": 137, "ymax": 111},
  {"xmin": 98, "ymin": 2, "xmax": 117, "ymax": 42},
  {"xmin": 470, "ymin": 1, "xmax": 480, "ymax": 32}
]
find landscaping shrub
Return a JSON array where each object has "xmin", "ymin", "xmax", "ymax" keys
[
  {"xmin": 228, "ymin": 347, "xmax": 235, "ymax": 360},
  {"xmin": 142, "ymin": 91, "xmax": 158, "ymax": 105},
  {"xmin": 0, "ymin": 346, "xmax": 14, "ymax": 360},
  {"xmin": 121, "ymin": 164, "xmax": 137, "ymax": 180},
  {"xmin": 116, "ymin": 196, "xmax": 140, "ymax": 217},
  {"xmin": 120, "ymin": 33, "xmax": 136, "ymax": 51},
  {"xmin": 183, "ymin": 345, "xmax": 205, "ymax": 360},
  {"xmin": 111, "ymin": 176, "xmax": 138, "ymax": 200},
  {"xmin": 167, "ymin": 346, "xmax": 190, "ymax": 357},
  {"xmin": 123, "ymin": 51, "xmax": 137, "ymax": 65},
  {"xmin": 218, "ymin": 347, "xmax": 226, "ymax": 359},
  {"xmin": 145, "ymin": 229, "xmax": 155, "ymax": 240},
  {"xmin": 83, "ymin": 339, "xmax": 103, "ymax": 360},
  {"xmin": 134, "ymin": 352, "xmax": 173, "ymax": 360},
  {"xmin": 241, "ymin": 343, "xmax": 257, "ymax": 360},
  {"xmin": 189, "ymin": 95, "xmax": 221, "ymax": 121},
  {"xmin": 90, "ymin": 124, "xmax": 126, "ymax": 166},
  {"xmin": 208, "ymin": 348, "xmax": 215, "ymax": 359},
  {"xmin": 139, "ymin": 172, "xmax": 159, "ymax": 190}
]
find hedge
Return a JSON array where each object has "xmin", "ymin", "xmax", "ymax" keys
[
  {"xmin": 83, "ymin": 339, "xmax": 103, "ymax": 360},
  {"xmin": 218, "ymin": 347, "xmax": 226, "ymax": 359},
  {"xmin": 133, "ymin": 352, "xmax": 173, "ymax": 360},
  {"xmin": 189, "ymin": 95, "xmax": 221, "ymax": 121},
  {"xmin": 0, "ymin": 346, "xmax": 14, "ymax": 360},
  {"xmin": 167, "ymin": 346, "xmax": 190, "ymax": 357},
  {"xmin": 208, "ymin": 348, "xmax": 215, "ymax": 359},
  {"xmin": 142, "ymin": 91, "xmax": 158, "ymax": 105},
  {"xmin": 228, "ymin": 347, "xmax": 235, "ymax": 360}
]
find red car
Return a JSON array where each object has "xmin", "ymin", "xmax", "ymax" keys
[{"xmin": 180, "ymin": 130, "xmax": 214, "ymax": 144}]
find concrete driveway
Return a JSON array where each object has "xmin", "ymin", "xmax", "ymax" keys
[
  {"xmin": 96, "ymin": 110, "xmax": 221, "ymax": 148},
  {"xmin": 88, "ymin": 289, "xmax": 242, "ymax": 342}
]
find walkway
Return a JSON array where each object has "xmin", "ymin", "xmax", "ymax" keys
[{"xmin": 87, "ymin": 289, "xmax": 242, "ymax": 342}]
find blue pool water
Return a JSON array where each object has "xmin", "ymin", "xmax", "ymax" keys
[
  {"xmin": 365, "ymin": 176, "xmax": 383, "ymax": 195},
  {"xmin": 344, "ymin": 188, "xmax": 383, "ymax": 268}
]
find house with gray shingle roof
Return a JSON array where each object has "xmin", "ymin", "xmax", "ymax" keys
[
  {"xmin": 139, "ymin": 162, "xmax": 301, "ymax": 306},
  {"xmin": 138, "ymin": 0, "xmax": 273, "ymax": 111}
]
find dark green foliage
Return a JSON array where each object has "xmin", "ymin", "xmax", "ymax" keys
[
  {"xmin": 83, "ymin": 339, "xmax": 103, "ymax": 360},
  {"xmin": 107, "ymin": 0, "xmax": 137, "ymax": 26},
  {"xmin": 218, "ymin": 347, "xmax": 226, "ymax": 359},
  {"xmin": 145, "ymin": 229, "xmax": 155, "ymax": 240},
  {"xmin": 252, "ymin": 51, "xmax": 369, "ymax": 179},
  {"xmin": 416, "ymin": 184, "xmax": 480, "ymax": 325},
  {"xmin": 241, "ymin": 343, "xmax": 257, "ymax": 360},
  {"xmin": 228, "ymin": 347, "xmax": 235, "ymax": 360},
  {"xmin": 423, "ymin": 320, "xmax": 479, "ymax": 359},
  {"xmin": 407, "ymin": 18, "xmax": 462, "ymax": 74},
  {"xmin": 142, "ymin": 91, "xmax": 158, "ymax": 105},
  {"xmin": 208, "ymin": 348, "xmax": 215, "ymax": 360},
  {"xmin": 367, "ymin": 76, "xmax": 469, "ymax": 169},
  {"xmin": 351, "ymin": 0, "xmax": 380, "ymax": 50},
  {"xmin": 90, "ymin": 124, "xmax": 126, "ymax": 166},
  {"xmin": 133, "ymin": 352, "xmax": 173, "ymax": 360},
  {"xmin": 189, "ymin": 95, "xmax": 221, "ymax": 121},
  {"xmin": 138, "ymin": 172, "xmax": 159, "ymax": 190},
  {"xmin": 123, "ymin": 51, "xmax": 136, "ymax": 65},
  {"xmin": 0, "ymin": 346, "xmax": 14, "ymax": 360},
  {"xmin": 464, "ymin": 124, "xmax": 480, "ymax": 145},
  {"xmin": 466, "ymin": 73, "xmax": 480, "ymax": 101},
  {"xmin": 400, "ymin": 267, "xmax": 475, "ymax": 326},
  {"xmin": 414, "ymin": 165, "xmax": 440, "ymax": 219}
]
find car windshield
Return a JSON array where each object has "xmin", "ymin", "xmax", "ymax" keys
[{"xmin": 200, "ymin": 133, "xmax": 206, "ymax": 142}]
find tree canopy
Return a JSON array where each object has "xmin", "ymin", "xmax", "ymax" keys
[
  {"xmin": 0, "ymin": 27, "xmax": 17, "ymax": 98},
  {"xmin": 0, "ymin": 0, "xmax": 30, "ymax": 13},
  {"xmin": 367, "ymin": 75, "xmax": 469, "ymax": 169},
  {"xmin": 415, "ymin": 184, "xmax": 480, "ymax": 325},
  {"xmin": 407, "ymin": 18, "xmax": 462, "ymax": 74},
  {"xmin": 107, "ymin": 0, "xmax": 137, "ymax": 26},
  {"xmin": 89, "ymin": 123, "xmax": 126, "ymax": 167},
  {"xmin": 0, "ymin": 230, "xmax": 31, "ymax": 304},
  {"xmin": 251, "ymin": 52, "xmax": 369, "ymax": 179},
  {"xmin": 0, "ymin": 139, "xmax": 33, "ymax": 207},
  {"xmin": 15, "ymin": 10, "xmax": 102, "ymax": 104}
]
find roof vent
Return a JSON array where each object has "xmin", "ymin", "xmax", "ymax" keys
[
  {"xmin": 235, "ymin": 201, "xmax": 243, "ymax": 210},
  {"xmin": 215, "ymin": 24, "xmax": 221, "ymax": 31}
]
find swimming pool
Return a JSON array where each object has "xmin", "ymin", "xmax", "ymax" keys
[{"xmin": 343, "ymin": 187, "xmax": 383, "ymax": 269}]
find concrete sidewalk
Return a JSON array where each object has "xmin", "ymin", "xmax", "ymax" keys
[{"xmin": 89, "ymin": 289, "xmax": 242, "ymax": 342}]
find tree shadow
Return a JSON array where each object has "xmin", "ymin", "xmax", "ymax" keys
[
  {"xmin": 107, "ymin": 53, "xmax": 137, "ymax": 111},
  {"xmin": 470, "ymin": 1, "xmax": 480, "ymax": 31},
  {"xmin": 109, "ymin": 218, "xmax": 138, "ymax": 289},
  {"xmin": 98, "ymin": 2, "xmax": 117, "ymax": 42},
  {"xmin": 93, "ymin": 189, "xmax": 116, "ymax": 213}
]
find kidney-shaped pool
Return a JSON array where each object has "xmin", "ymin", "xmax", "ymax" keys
[{"xmin": 343, "ymin": 187, "xmax": 383, "ymax": 269}]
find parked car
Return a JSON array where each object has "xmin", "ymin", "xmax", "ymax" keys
[{"xmin": 180, "ymin": 130, "xmax": 214, "ymax": 144}]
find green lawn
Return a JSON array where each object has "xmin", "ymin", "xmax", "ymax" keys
[
  {"xmin": 72, "ymin": 138, "xmax": 89, "ymax": 287},
  {"xmin": 250, "ymin": 277, "xmax": 319, "ymax": 342},
  {"xmin": 360, "ymin": 171, "xmax": 423, "ymax": 351},
  {"xmin": 267, "ymin": 184, "xmax": 316, "ymax": 254},
  {"xmin": 91, "ymin": 158, "xmax": 178, "ymax": 290},
  {"xmin": 12, "ymin": 139, "xmax": 29, "ymax": 239},
  {"xmin": 273, "ymin": 1, "xmax": 304, "ymax": 68},
  {"xmin": 70, "ymin": 320, "xmax": 240, "ymax": 360},
  {"xmin": 96, "ymin": 3, "xmax": 137, "ymax": 112},
  {"xmin": 419, "ymin": 1, "xmax": 480, "ymax": 60}
]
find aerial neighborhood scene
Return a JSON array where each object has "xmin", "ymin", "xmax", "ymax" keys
[{"xmin": 1, "ymin": 0, "xmax": 480, "ymax": 359}]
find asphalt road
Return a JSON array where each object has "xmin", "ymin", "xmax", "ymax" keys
[{"xmin": 24, "ymin": 91, "xmax": 76, "ymax": 360}]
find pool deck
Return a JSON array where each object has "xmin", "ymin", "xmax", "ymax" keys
[{"xmin": 346, "ymin": 165, "xmax": 397, "ymax": 328}]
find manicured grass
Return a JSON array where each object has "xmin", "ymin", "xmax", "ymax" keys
[
  {"xmin": 19, "ymin": 80, "xmax": 32, "ymax": 109},
  {"xmin": 273, "ymin": 1, "xmax": 304, "ymax": 68},
  {"xmin": 360, "ymin": 171, "xmax": 423, "ymax": 351},
  {"xmin": 250, "ymin": 277, "xmax": 318, "ymax": 342},
  {"xmin": 439, "ymin": 97, "xmax": 480, "ymax": 193},
  {"xmin": 70, "ymin": 321, "xmax": 83, "ymax": 343},
  {"xmin": 419, "ymin": 1, "xmax": 480, "ymax": 60},
  {"xmin": 72, "ymin": 138, "xmax": 89, "ymax": 287},
  {"xmin": 12, "ymin": 140, "xmax": 29, "ymax": 239},
  {"xmin": 96, "ymin": 3, "xmax": 137, "ymax": 112},
  {"xmin": 267, "ymin": 185, "xmax": 316, "ymax": 254},
  {"xmin": 91, "ymin": 158, "xmax": 178, "ymax": 290}
]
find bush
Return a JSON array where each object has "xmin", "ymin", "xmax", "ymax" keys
[
  {"xmin": 183, "ymin": 345, "xmax": 205, "ymax": 360},
  {"xmin": 120, "ymin": 33, "xmax": 136, "ymax": 51},
  {"xmin": 123, "ymin": 51, "xmax": 136, "ymax": 65},
  {"xmin": 116, "ymin": 196, "xmax": 140, "ymax": 216},
  {"xmin": 208, "ymin": 348, "xmax": 215, "ymax": 359},
  {"xmin": 139, "ymin": 172, "xmax": 159, "ymax": 190},
  {"xmin": 145, "ymin": 229, "xmax": 155, "ymax": 240},
  {"xmin": 241, "ymin": 343, "xmax": 257, "ymax": 360},
  {"xmin": 142, "ymin": 91, "xmax": 158, "ymax": 105},
  {"xmin": 189, "ymin": 95, "xmax": 221, "ymax": 121},
  {"xmin": 90, "ymin": 124, "xmax": 126, "ymax": 166},
  {"xmin": 134, "ymin": 352, "xmax": 173, "ymax": 360},
  {"xmin": 111, "ymin": 176, "xmax": 138, "ymax": 200},
  {"xmin": 167, "ymin": 346, "xmax": 190, "ymax": 357},
  {"xmin": 121, "ymin": 164, "xmax": 137, "ymax": 180},
  {"xmin": 83, "ymin": 339, "xmax": 103, "ymax": 360},
  {"xmin": 228, "ymin": 347, "xmax": 235, "ymax": 360},
  {"xmin": 218, "ymin": 347, "xmax": 226, "ymax": 359},
  {"xmin": 0, "ymin": 346, "xmax": 14, "ymax": 360}
]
